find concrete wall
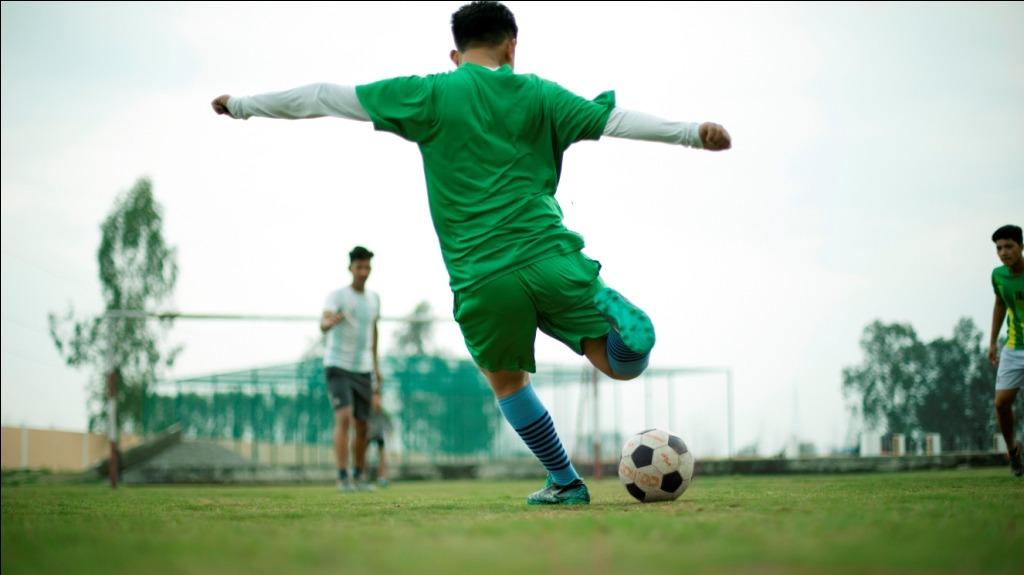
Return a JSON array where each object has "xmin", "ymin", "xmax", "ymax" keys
[
  {"xmin": 3, "ymin": 424, "xmax": 1013, "ymax": 478},
  {"xmin": 1, "ymin": 426, "xmax": 140, "ymax": 472},
  {"xmin": 1, "ymin": 426, "xmax": 351, "ymax": 473}
]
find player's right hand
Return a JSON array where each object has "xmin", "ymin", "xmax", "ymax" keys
[
  {"xmin": 320, "ymin": 310, "xmax": 346, "ymax": 331},
  {"xmin": 988, "ymin": 344, "xmax": 999, "ymax": 367},
  {"xmin": 699, "ymin": 122, "xmax": 731, "ymax": 151},
  {"xmin": 211, "ymin": 95, "xmax": 234, "ymax": 117}
]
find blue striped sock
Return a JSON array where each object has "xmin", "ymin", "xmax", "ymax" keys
[
  {"xmin": 607, "ymin": 328, "xmax": 650, "ymax": 375},
  {"xmin": 498, "ymin": 383, "xmax": 579, "ymax": 485}
]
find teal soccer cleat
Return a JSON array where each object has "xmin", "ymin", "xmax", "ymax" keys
[
  {"xmin": 594, "ymin": 287, "xmax": 656, "ymax": 356},
  {"xmin": 526, "ymin": 475, "xmax": 591, "ymax": 506}
]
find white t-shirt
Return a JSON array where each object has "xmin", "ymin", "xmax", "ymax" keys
[{"xmin": 323, "ymin": 286, "xmax": 380, "ymax": 372}]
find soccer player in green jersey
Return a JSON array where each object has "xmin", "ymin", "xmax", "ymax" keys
[
  {"xmin": 211, "ymin": 0, "xmax": 732, "ymax": 503},
  {"xmin": 988, "ymin": 224, "xmax": 1023, "ymax": 477}
]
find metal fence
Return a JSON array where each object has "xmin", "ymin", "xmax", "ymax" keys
[{"xmin": 143, "ymin": 355, "xmax": 733, "ymax": 470}]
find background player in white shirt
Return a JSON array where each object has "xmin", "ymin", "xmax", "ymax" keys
[{"xmin": 320, "ymin": 246, "xmax": 382, "ymax": 491}]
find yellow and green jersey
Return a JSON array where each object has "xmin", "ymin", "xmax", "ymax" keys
[
  {"xmin": 992, "ymin": 266, "xmax": 1024, "ymax": 348},
  {"xmin": 356, "ymin": 64, "xmax": 614, "ymax": 292}
]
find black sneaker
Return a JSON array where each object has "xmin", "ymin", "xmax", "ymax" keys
[
  {"xmin": 1011, "ymin": 443, "xmax": 1023, "ymax": 478},
  {"xmin": 526, "ymin": 475, "xmax": 590, "ymax": 506}
]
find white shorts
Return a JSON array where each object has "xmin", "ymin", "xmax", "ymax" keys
[{"xmin": 996, "ymin": 347, "xmax": 1024, "ymax": 391}]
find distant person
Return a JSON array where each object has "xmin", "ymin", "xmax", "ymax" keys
[
  {"xmin": 212, "ymin": 0, "xmax": 731, "ymax": 504},
  {"xmin": 988, "ymin": 224, "xmax": 1023, "ymax": 477},
  {"xmin": 367, "ymin": 394, "xmax": 394, "ymax": 487},
  {"xmin": 321, "ymin": 246, "xmax": 383, "ymax": 491}
]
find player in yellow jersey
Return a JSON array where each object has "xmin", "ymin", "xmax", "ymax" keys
[{"xmin": 988, "ymin": 224, "xmax": 1023, "ymax": 477}]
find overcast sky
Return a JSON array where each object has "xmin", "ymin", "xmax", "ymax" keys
[{"xmin": 2, "ymin": 1, "xmax": 1022, "ymax": 457}]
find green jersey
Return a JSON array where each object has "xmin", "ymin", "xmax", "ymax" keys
[
  {"xmin": 356, "ymin": 63, "xmax": 615, "ymax": 292},
  {"xmin": 992, "ymin": 266, "xmax": 1024, "ymax": 349}
]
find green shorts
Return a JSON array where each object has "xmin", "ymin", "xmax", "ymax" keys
[{"xmin": 453, "ymin": 251, "xmax": 611, "ymax": 373}]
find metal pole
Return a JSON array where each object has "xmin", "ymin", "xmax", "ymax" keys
[
  {"xmin": 105, "ymin": 313, "xmax": 119, "ymax": 488},
  {"xmin": 668, "ymin": 374, "xmax": 676, "ymax": 434},
  {"xmin": 104, "ymin": 310, "xmax": 448, "ymax": 323},
  {"xmin": 727, "ymin": 369, "xmax": 734, "ymax": 459},
  {"xmin": 644, "ymin": 377, "xmax": 652, "ymax": 428}
]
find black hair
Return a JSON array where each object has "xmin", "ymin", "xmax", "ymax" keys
[
  {"xmin": 349, "ymin": 246, "xmax": 374, "ymax": 263},
  {"xmin": 992, "ymin": 224, "xmax": 1023, "ymax": 245},
  {"xmin": 451, "ymin": 1, "xmax": 518, "ymax": 52}
]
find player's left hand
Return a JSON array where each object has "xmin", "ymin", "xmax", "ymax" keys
[{"xmin": 699, "ymin": 122, "xmax": 731, "ymax": 151}]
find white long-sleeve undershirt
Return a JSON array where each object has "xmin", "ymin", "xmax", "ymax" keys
[
  {"xmin": 227, "ymin": 82, "xmax": 703, "ymax": 149},
  {"xmin": 228, "ymin": 83, "xmax": 371, "ymax": 122},
  {"xmin": 603, "ymin": 107, "xmax": 703, "ymax": 149}
]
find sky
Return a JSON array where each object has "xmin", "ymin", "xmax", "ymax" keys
[{"xmin": 2, "ymin": 1, "xmax": 1022, "ymax": 458}]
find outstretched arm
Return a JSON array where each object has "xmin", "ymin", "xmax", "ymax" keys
[
  {"xmin": 211, "ymin": 83, "xmax": 371, "ymax": 122},
  {"xmin": 603, "ymin": 107, "xmax": 731, "ymax": 151}
]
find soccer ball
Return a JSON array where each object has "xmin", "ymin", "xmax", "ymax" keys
[{"xmin": 618, "ymin": 428, "xmax": 695, "ymax": 503}]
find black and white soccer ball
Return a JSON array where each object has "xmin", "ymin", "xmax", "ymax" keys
[{"xmin": 618, "ymin": 428, "xmax": 695, "ymax": 503}]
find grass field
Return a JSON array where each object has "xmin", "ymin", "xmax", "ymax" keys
[{"xmin": 2, "ymin": 468, "xmax": 1021, "ymax": 575}]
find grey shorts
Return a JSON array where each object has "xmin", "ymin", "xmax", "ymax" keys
[
  {"xmin": 996, "ymin": 347, "xmax": 1024, "ymax": 391},
  {"xmin": 325, "ymin": 366, "xmax": 373, "ymax": 421}
]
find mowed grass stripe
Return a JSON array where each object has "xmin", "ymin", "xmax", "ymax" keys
[{"xmin": 2, "ymin": 468, "xmax": 1021, "ymax": 575}]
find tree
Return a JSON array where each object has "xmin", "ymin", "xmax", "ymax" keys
[
  {"xmin": 843, "ymin": 317, "xmax": 998, "ymax": 452},
  {"xmin": 842, "ymin": 320, "xmax": 928, "ymax": 437},
  {"xmin": 49, "ymin": 177, "xmax": 180, "ymax": 433},
  {"xmin": 917, "ymin": 318, "xmax": 997, "ymax": 451}
]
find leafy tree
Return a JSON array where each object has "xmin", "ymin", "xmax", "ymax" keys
[
  {"xmin": 48, "ymin": 177, "xmax": 181, "ymax": 433},
  {"xmin": 842, "ymin": 321, "xmax": 928, "ymax": 436},
  {"xmin": 917, "ymin": 318, "xmax": 997, "ymax": 451},
  {"xmin": 843, "ymin": 317, "xmax": 999, "ymax": 452}
]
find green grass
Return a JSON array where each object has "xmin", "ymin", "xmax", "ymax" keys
[{"xmin": 2, "ymin": 469, "xmax": 1021, "ymax": 575}]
